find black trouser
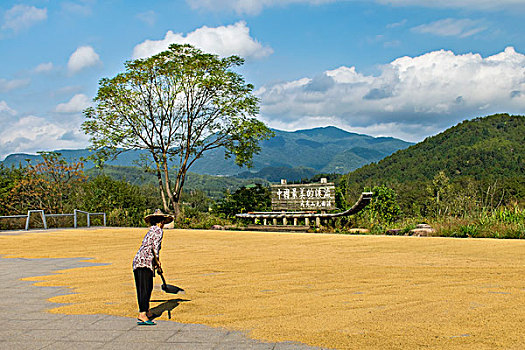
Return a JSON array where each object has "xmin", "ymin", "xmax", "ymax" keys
[{"xmin": 133, "ymin": 267, "xmax": 153, "ymax": 313}]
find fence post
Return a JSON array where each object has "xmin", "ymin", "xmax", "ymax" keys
[
  {"xmin": 25, "ymin": 211, "xmax": 30, "ymax": 230},
  {"xmin": 87, "ymin": 213, "xmax": 90, "ymax": 228},
  {"xmin": 25, "ymin": 210, "xmax": 47, "ymax": 230},
  {"xmin": 103, "ymin": 213, "xmax": 106, "ymax": 227},
  {"xmin": 41, "ymin": 210, "xmax": 47, "ymax": 229},
  {"xmin": 74, "ymin": 209, "xmax": 77, "ymax": 228}
]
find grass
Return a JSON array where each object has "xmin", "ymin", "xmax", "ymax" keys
[{"xmin": 337, "ymin": 205, "xmax": 525, "ymax": 239}]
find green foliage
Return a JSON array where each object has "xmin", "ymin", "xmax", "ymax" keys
[
  {"xmin": 365, "ymin": 185, "xmax": 401, "ymax": 224},
  {"xmin": 453, "ymin": 224, "xmax": 480, "ymax": 238},
  {"xmin": 431, "ymin": 213, "xmax": 525, "ymax": 239},
  {"xmin": 180, "ymin": 189, "xmax": 213, "ymax": 218},
  {"xmin": 426, "ymin": 171, "xmax": 451, "ymax": 216},
  {"xmin": 334, "ymin": 176, "xmax": 348, "ymax": 210},
  {"xmin": 0, "ymin": 165, "xmax": 23, "ymax": 216},
  {"xmin": 173, "ymin": 212, "xmax": 230, "ymax": 229},
  {"xmin": 71, "ymin": 175, "xmax": 160, "ymax": 226},
  {"xmin": 213, "ymin": 184, "xmax": 271, "ymax": 218},
  {"xmin": 478, "ymin": 206, "xmax": 525, "ymax": 226}
]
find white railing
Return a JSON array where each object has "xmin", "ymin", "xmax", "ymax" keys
[{"xmin": 0, "ymin": 209, "xmax": 106, "ymax": 230}]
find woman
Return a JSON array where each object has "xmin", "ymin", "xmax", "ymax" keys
[{"xmin": 132, "ymin": 209, "xmax": 173, "ymax": 325}]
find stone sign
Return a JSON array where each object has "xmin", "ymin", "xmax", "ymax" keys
[{"xmin": 271, "ymin": 179, "xmax": 335, "ymax": 211}]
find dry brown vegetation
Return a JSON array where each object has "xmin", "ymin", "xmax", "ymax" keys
[{"xmin": 1, "ymin": 228, "xmax": 524, "ymax": 349}]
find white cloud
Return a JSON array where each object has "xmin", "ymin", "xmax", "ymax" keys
[
  {"xmin": 0, "ymin": 100, "xmax": 16, "ymax": 112},
  {"xmin": 67, "ymin": 46, "xmax": 101, "ymax": 74},
  {"xmin": 55, "ymin": 94, "xmax": 91, "ymax": 113},
  {"xmin": 0, "ymin": 114, "xmax": 89, "ymax": 159},
  {"xmin": 136, "ymin": 10, "xmax": 156, "ymax": 26},
  {"xmin": 0, "ymin": 101, "xmax": 89, "ymax": 159},
  {"xmin": 53, "ymin": 85, "xmax": 84, "ymax": 97},
  {"xmin": 386, "ymin": 19, "xmax": 407, "ymax": 29},
  {"xmin": 0, "ymin": 101, "xmax": 17, "ymax": 120},
  {"xmin": 0, "ymin": 78, "xmax": 30, "ymax": 92},
  {"xmin": 257, "ymin": 47, "xmax": 525, "ymax": 142},
  {"xmin": 133, "ymin": 21, "xmax": 273, "ymax": 59},
  {"xmin": 34, "ymin": 62, "xmax": 54, "ymax": 73},
  {"xmin": 61, "ymin": 1, "xmax": 94, "ymax": 16},
  {"xmin": 412, "ymin": 18, "xmax": 487, "ymax": 38},
  {"xmin": 2, "ymin": 4, "xmax": 47, "ymax": 32}
]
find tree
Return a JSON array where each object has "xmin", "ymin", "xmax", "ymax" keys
[
  {"xmin": 214, "ymin": 184, "xmax": 271, "ymax": 218},
  {"xmin": 82, "ymin": 44, "xmax": 273, "ymax": 217},
  {"xmin": 0, "ymin": 165, "xmax": 23, "ymax": 215},
  {"xmin": 367, "ymin": 185, "xmax": 401, "ymax": 224},
  {"xmin": 426, "ymin": 171, "xmax": 451, "ymax": 216},
  {"xmin": 72, "ymin": 175, "xmax": 160, "ymax": 226},
  {"xmin": 9, "ymin": 152, "xmax": 86, "ymax": 213}
]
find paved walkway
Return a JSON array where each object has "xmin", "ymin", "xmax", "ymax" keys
[{"xmin": 0, "ymin": 236, "xmax": 323, "ymax": 349}]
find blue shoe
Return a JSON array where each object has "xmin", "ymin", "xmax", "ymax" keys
[{"xmin": 137, "ymin": 319, "xmax": 156, "ymax": 326}]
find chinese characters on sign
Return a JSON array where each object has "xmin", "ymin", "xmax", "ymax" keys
[{"xmin": 271, "ymin": 182, "xmax": 336, "ymax": 211}]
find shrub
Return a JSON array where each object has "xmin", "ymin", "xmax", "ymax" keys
[{"xmin": 214, "ymin": 184, "xmax": 271, "ymax": 219}]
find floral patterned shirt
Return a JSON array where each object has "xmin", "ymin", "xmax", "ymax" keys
[{"xmin": 132, "ymin": 225, "xmax": 163, "ymax": 271}]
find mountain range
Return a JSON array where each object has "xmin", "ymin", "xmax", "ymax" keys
[{"xmin": 1, "ymin": 126, "xmax": 413, "ymax": 178}]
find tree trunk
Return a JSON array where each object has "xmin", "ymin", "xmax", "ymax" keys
[
  {"xmin": 152, "ymin": 155, "xmax": 169, "ymax": 212},
  {"xmin": 173, "ymin": 201, "xmax": 181, "ymax": 219},
  {"xmin": 158, "ymin": 176, "xmax": 169, "ymax": 212},
  {"xmin": 161, "ymin": 156, "xmax": 177, "ymax": 216},
  {"xmin": 171, "ymin": 165, "xmax": 190, "ymax": 220}
]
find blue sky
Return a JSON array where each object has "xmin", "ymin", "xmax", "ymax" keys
[{"xmin": 1, "ymin": 0, "xmax": 525, "ymax": 159}]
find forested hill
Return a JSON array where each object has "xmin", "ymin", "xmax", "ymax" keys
[{"xmin": 344, "ymin": 114, "xmax": 525, "ymax": 186}]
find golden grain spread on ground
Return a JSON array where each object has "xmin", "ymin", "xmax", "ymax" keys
[{"xmin": 1, "ymin": 228, "xmax": 524, "ymax": 349}]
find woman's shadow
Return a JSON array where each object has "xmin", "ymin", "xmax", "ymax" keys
[{"xmin": 150, "ymin": 298, "xmax": 190, "ymax": 319}]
